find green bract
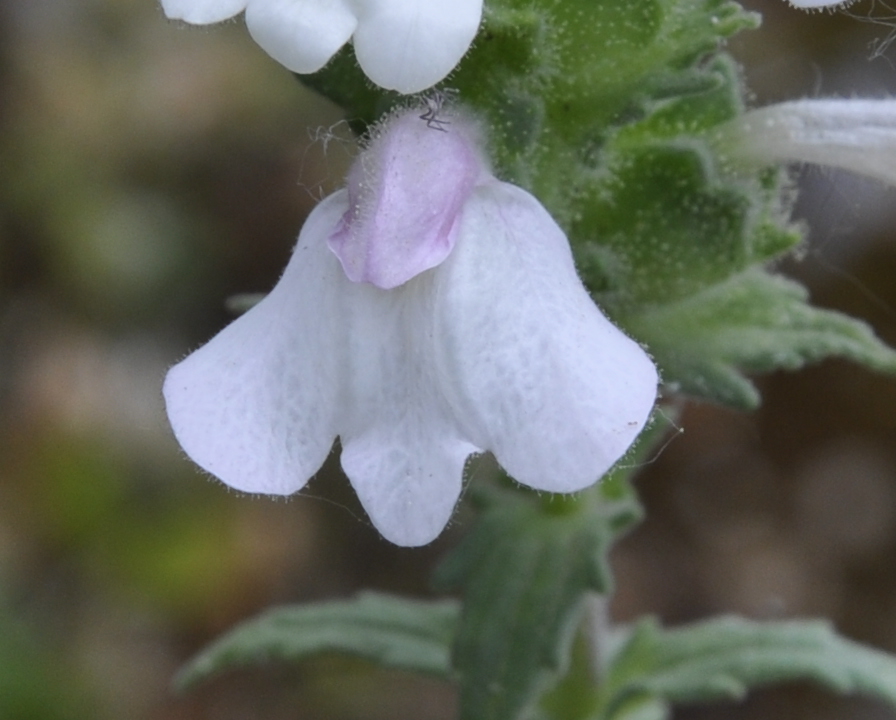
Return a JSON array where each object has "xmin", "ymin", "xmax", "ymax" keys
[{"xmin": 304, "ymin": 0, "xmax": 896, "ymax": 408}]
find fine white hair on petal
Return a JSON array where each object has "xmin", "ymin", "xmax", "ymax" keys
[
  {"xmin": 433, "ymin": 182, "xmax": 659, "ymax": 493},
  {"xmin": 352, "ymin": 0, "xmax": 482, "ymax": 93},
  {"xmin": 163, "ymin": 191, "xmax": 351, "ymax": 495},
  {"xmin": 245, "ymin": 0, "xmax": 358, "ymax": 74},
  {"xmin": 161, "ymin": 0, "xmax": 248, "ymax": 24}
]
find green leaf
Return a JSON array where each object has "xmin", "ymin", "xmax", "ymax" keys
[
  {"xmin": 571, "ymin": 57, "xmax": 799, "ymax": 309},
  {"xmin": 536, "ymin": 633, "xmax": 672, "ymax": 720},
  {"xmin": 453, "ymin": 0, "xmax": 758, "ymax": 221},
  {"xmin": 576, "ymin": 144, "xmax": 759, "ymax": 306},
  {"xmin": 544, "ymin": 0, "xmax": 755, "ymax": 123},
  {"xmin": 433, "ymin": 482, "xmax": 640, "ymax": 720},
  {"xmin": 175, "ymin": 592, "xmax": 459, "ymax": 691},
  {"xmin": 599, "ymin": 616, "xmax": 896, "ymax": 716},
  {"xmin": 625, "ymin": 268, "xmax": 896, "ymax": 408},
  {"xmin": 610, "ymin": 56, "xmax": 745, "ymax": 146}
]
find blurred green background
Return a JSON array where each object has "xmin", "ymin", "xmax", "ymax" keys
[{"xmin": 0, "ymin": 1, "xmax": 894, "ymax": 718}]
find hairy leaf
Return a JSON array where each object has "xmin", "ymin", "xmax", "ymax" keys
[
  {"xmin": 175, "ymin": 592, "xmax": 459, "ymax": 690},
  {"xmin": 599, "ymin": 616, "xmax": 896, "ymax": 717},
  {"xmin": 433, "ymin": 463, "xmax": 646, "ymax": 720},
  {"xmin": 627, "ymin": 268, "xmax": 896, "ymax": 408}
]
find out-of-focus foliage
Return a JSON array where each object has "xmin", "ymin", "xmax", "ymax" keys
[
  {"xmin": 0, "ymin": 595, "xmax": 92, "ymax": 720},
  {"xmin": 0, "ymin": 1, "xmax": 374, "ymax": 718}
]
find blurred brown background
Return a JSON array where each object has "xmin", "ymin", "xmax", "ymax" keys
[{"xmin": 0, "ymin": 1, "xmax": 894, "ymax": 718}]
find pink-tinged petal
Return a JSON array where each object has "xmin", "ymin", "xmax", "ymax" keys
[
  {"xmin": 352, "ymin": 0, "xmax": 482, "ymax": 93},
  {"xmin": 161, "ymin": 0, "xmax": 248, "ymax": 24},
  {"xmin": 337, "ymin": 279, "xmax": 478, "ymax": 546},
  {"xmin": 434, "ymin": 182, "xmax": 658, "ymax": 492},
  {"xmin": 245, "ymin": 0, "xmax": 357, "ymax": 74},
  {"xmin": 328, "ymin": 110, "xmax": 485, "ymax": 289},
  {"xmin": 163, "ymin": 191, "xmax": 351, "ymax": 495}
]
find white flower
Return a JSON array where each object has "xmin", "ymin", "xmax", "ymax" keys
[
  {"xmin": 783, "ymin": 0, "xmax": 853, "ymax": 8},
  {"xmin": 720, "ymin": 99, "xmax": 896, "ymax": 187},
  {"xmin": 160, "ymin": 0, "xmax": 482, "ymax": 94},
  {"xmin": 163, "ymin": 107, "xmax": 658, "ymax": 546}
]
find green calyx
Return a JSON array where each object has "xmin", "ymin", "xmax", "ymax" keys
[{"xmin": 302, "ymin": 0, "xmax": 896, "ymax": 409}]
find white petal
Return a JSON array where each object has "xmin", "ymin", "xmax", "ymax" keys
[
  {"xmin": 352, "ymin": 0, "xmax": 482, "ymax": 93},
  {"xmin": 163, "ymin": 192, "xmax": 351, "ymax": 495},
  {"xmin": 725, "ymin": 99, "xmax": 896, "ymax": 187},
  {"xmin": 161, "ymin": 0, "xmax": 248, "ymax": 24},
  {"xmin": 338, "ymin": 280, "xmax": 478, "ymax": 546},
  {"xmin": 784, "ymin": 0, "xmax": 852, "ymax": 8},
  {"xmin": 433, "ymin": 182, "xmax": 658, "ymax": 493},
  {"xmin": 245, "ymin": 0, "xmax": 357, "ymax": 74},
  {"xmin": 341, "ymin": 416, "xmax": 474, "ymax": 547}
]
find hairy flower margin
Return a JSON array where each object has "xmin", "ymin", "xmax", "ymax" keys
[
  {"xmin": 784, "ymin": 0, "xmax": 854, "ymax": 8},
  {"xmin": 163, "ymin": 107, "xmax": 658, "ymax": 546},
  {"xmin": 159, "ymin": 0, "xmax": 482, "ymax": 93}
]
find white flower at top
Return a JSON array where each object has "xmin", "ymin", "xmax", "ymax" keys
[
  {"xmin": 163, "ymin": 106, "xmax": 658, "ymax": 547},
  {"xmin": 721, "ymin": 99, "xmax": 896, "ymax": 187},
  {"xmin": 160, "ymin": 0, "xmax": 482, "ymax": 94},
  {"xmin": 784, "ymin": 0, "xmax": 854, "ymax": 8}
]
